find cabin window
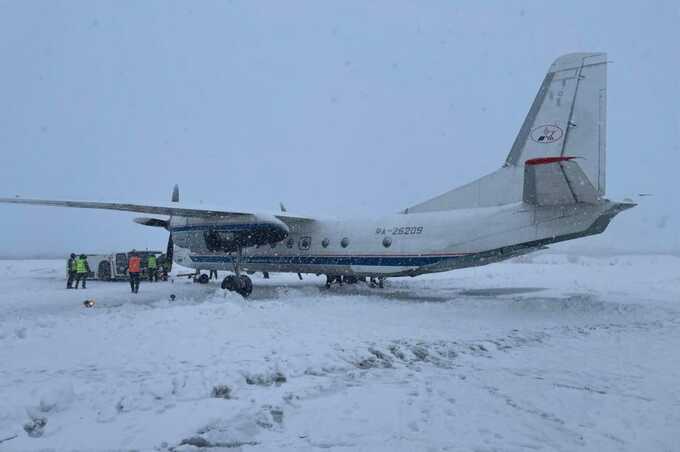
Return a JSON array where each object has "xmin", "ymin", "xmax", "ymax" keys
[
  {"xmin": 270, "ymin": 242, "xmax": 277, "ymax": 248},
  {"xmin": 383, "ymin": 237, "xmax": 392, "ymax": 248},
  {"xmin": 341, "ymin": 237, "xmax": 350, "ymax": 248},
  {"xmin": 299, "ymin": 237, "xmax": 311, "ymax": 250},
  {"xmin": 286, "ymin": 238, "xmax": 295, "ymax": 249},
  {"xmin": 321, "ymin": 238, "xmax": 330, "ymax": 248}
]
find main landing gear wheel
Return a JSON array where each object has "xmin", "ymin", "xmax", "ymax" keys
[
  {"xmin": 221, "ymin": 274, "xmax": 253, "ymax": 298},
  {"xmin": 220, "ymin": 245, "xmax": 253, "ymax": 298},
  {"xmin": 238, "ymin": 275, "xmax": 253, "ymax": 297},
  {"xmin": 369, "ymin": 277, "xmax": 385, "ymax": 289}
]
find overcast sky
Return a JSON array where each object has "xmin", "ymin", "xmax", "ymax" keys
[{"xmin": 0, "ymin": 0, "xmax": 678, "ymax": 257}]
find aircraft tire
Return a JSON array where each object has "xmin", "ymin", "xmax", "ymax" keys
[
  {"xmin": 221, "ymin": 275, "xmax": 238, "ymax": 290},
  {"xmin": 221, "ymin": 275, "xmax": 252, "ymax": 297},
  {"xmin": 343, "ymin": 275, "xmax": 358, "ymax": 284},
  {"xmin": 238, "ymin": 275, "xmax": 253, "ymax": 298},
  {"xmin": 197, "ymin": 273, "xmax": 210, "ymax": 284}
]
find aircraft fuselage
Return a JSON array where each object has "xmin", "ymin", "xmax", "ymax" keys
[{"xmin": 171, "ymin": 200, "xmax": 631, "ymax": 278}]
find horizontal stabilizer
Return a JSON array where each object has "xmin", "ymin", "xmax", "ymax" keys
[{"xmin": 523, "ymin": 157, "xmax": 599, "ymax": 206}]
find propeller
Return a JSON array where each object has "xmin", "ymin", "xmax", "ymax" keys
[
  {"xmin": 165, "ymin": 184, "xmax": 179, "ymax": 272},
  {"xmin": 132, "ymin": 184, "xmax": 179, "ymax": 273},
  {"xmin": 165, "ymin": 233, "xmax": 174, "ymax": 273}
]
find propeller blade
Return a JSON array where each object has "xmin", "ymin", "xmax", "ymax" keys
[{"xmin": 165, "ymin": 234, "xmax": 174, "ymax": 272}]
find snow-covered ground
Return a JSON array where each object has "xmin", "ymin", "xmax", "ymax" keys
[{"xmin": 0, "ymin": 254, "xmax": 678, "ymax": 451}]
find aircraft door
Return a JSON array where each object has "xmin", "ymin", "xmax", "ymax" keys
[{"xmin": 115, "ymin": 253, "xmax": 128, "ymax": 275}]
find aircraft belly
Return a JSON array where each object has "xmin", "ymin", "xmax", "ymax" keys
[{"xmin": 238, "ymin": 259, "xmax": 413, "ymax": 276}]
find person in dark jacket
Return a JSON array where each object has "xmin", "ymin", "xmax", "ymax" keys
[
  {"xmin": 74, "ymin": 254, "xmax": 91, "ymax": 289},
  {"xmin": 157, "ymin": 255, "xmax": 169, "ymax": 281},
  {"xmin": 66, "ymin": 253, "xmax": 77, "ymax": 289}
]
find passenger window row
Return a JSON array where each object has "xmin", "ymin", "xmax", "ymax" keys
[{"xmin": 267, "ymin": 236, "xmax": 392, "ymax": 249}]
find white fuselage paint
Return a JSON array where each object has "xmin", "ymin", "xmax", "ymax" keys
[{"xmin": 171, "ymin": 200, "xmax": 621, "ymax": 278}]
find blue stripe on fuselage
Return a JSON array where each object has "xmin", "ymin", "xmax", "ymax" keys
[{"xmin": 188, "ymin": 254, "xmax": 462, "ymax": 267}]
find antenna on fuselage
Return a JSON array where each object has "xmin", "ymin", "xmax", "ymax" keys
[{"xmin": 171, "ymin": 184, "xmax": 180, "ymax": 203}]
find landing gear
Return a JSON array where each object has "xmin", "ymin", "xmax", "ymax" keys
[
  {"xmin": 325, "ymin": 274, "xmax": 343, "ymax": 288},
  {"xmin": 221, "ymin": 274, "xmax": 253, "ymax": 297},
  {"xmin": 220, "ymin": 245, "xmax": 253, "ymax": 298},
  {"xmin": 325, "ymin": 275, "xmax": 385, "ymax": 289},
  {"xmin": 191, "ymin": 270, "xmax": 210, "ymax": 284},
  {"xmin": 369, "ymin": 277, "xmax": 385, "ymax": 289},
  {"xmin": 343, "ymin": 275, "xmax": 359, "ymax": 284}
]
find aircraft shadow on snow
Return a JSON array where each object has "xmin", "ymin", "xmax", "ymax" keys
[{"xmin": 246, "ymin": 283, "xmax": 549, "ymax": 303}]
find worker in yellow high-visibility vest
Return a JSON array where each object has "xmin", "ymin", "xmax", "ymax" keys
[
  {"xmin": 74, "ymin": 254, "xmax": 91, "ymax": 289},
  {"xmin": 147, "ymin": 254, "xmax": 158, "ymax": 282}
]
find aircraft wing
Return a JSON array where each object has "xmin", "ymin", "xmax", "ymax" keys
[{"xmin": 0, "ymin": 196, "xmax": 313, "ymax": 222}]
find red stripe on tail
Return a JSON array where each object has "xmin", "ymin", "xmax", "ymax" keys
[{"xmin": 525, "ymin": 156, "xmax": 575, "ymax": 166}]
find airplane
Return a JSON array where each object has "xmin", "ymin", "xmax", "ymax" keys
[{"xmin": 0, "ymin": 52, "xmax": 634, "ymax": 298}]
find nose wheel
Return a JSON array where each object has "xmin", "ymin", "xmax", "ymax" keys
[{"xmin": 220, "ymin": 245, "xmax": 253, "ymax": 298}]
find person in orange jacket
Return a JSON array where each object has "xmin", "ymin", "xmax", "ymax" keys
[{"xmin": 127, "ymin": 251, "xmax": 142, "ymax": 294}]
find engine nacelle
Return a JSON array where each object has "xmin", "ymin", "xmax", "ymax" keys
[{"xmin": 171, "ymin": 214, "xmax": 289, "ymax": 252}]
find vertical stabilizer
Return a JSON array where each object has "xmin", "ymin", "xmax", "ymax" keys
[
  {"xmin": 405, "ymin": 52, "xmax": 607, "ymax": 214},
  {"xmin": 505, "ymin": 52, "xmax": 607, "ymax": 196}
]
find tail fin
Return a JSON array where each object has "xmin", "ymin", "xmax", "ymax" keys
[
  {"xmin": 404, "ymin": 52, "xmax": 607, "ymax": 213},
  {"xmin": 506, "ymin": 53, "xmax": 607, "ymax": 196}
]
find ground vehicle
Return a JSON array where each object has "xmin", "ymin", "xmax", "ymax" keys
[{"xmin": 65, "ymin": 251, "xmax": 165, "ymax": 281}]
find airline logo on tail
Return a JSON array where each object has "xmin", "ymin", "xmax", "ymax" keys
[{"xmin": 530, "ymin": 124, "xmax": 563, "ymax": 143}]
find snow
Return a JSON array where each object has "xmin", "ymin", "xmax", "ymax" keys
[{"xmin": 0, "ymin": 255, "xmax": 679, "ymax": 451}]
